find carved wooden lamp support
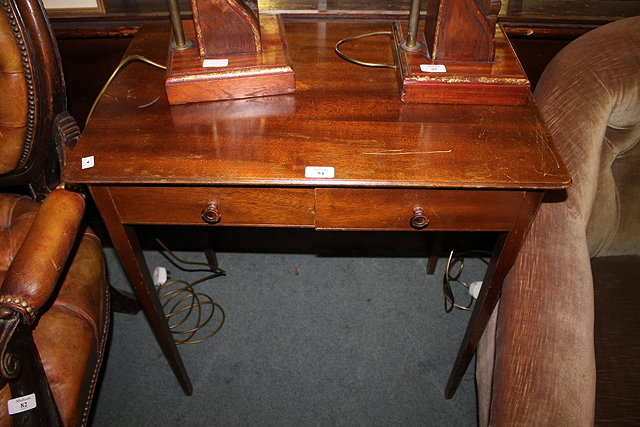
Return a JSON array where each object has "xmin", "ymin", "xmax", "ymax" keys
[
  {"xmin": 392, "ymin": 0, "xmax": 530, "ymax": 105},
  {"xmin": 165, "ymin": 0, "xmax": 295, "ymax": 105}
]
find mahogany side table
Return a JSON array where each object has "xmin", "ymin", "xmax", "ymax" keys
[{"xmin": 62, "ymin": 21, "xmax": 570, "ymax": 398}]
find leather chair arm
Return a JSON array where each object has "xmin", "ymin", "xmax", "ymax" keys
[{"xmin": 0, "ymin": 189, "xmax": 85, "ymax": 322}]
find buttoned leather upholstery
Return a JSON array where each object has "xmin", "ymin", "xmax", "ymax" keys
[
  {"xmin": 0, "ymin": 4, "xmax": 28, "ymax": 174},
  {"xmin": 0, "ymin": 0, "xmax": 110, "ymax": 424},
  {"xmin": 0, "ymin": 192, "xmax": 109, "ymax": 426}
]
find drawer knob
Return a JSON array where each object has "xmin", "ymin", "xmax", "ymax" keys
[
  {"xmin": 201, "ymin": 202, "xmax": 222, "ymax": 224},
  {"xmin": 410, "ymin": 207, "xmax": 429, "ymax": 229}
]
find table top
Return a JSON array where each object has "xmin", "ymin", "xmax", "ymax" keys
[{"xmin": 63, "ymin": 21, "xmax": 570, "ymax": 191}]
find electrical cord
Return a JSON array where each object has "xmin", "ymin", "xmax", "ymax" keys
[
  {"xmin": 154, "ymin": 238, "xmax": 226, "ymax": 345},
  {"xmin": 334, "ymin": 31, "xmax": 397, "ymax": 69},
  {"xmin": 443, "ymin": 250, "xmax": 491, "ymax": 313},
  {"xmin": 87, "ymin": 55, "xmax": 227, "ymax": 345},
  {"xmin": 85, "ymin": 54, "xmax": 167, "ymax": 129}
]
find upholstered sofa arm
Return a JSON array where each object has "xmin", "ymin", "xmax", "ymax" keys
[
  {"xmin": 0, "ymin": 189, "xmax": 85, "ymax": 322},
  {"xmin": 476, "ymin": 16, "xmax": 640, "ymax": 426}
]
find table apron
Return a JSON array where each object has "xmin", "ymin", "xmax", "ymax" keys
[{"xmin": 104, "ymin": 185, "xmax": 527, "ymax": 232}]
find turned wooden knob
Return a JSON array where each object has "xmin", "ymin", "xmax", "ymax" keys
[
  {"xmin": 410, "ymin": 207, "xmax": 429, "ymax": 229},
  {"xmin": 201, "ymin": 202, "xmax": 222, "ymax": 224}
]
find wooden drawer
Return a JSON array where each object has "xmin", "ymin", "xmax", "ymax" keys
[
  {"xmin": 108, "ymin": 186, "xmax": 316, "ymax": 227},
  {"xmin": 107, "ymin": 186, "xmax": 526, "ymax": 231},
  {"xmin": 314, "ymin": 188, "xmax": 526, "ymax": 231}
]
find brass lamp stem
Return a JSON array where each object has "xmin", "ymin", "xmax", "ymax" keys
[
  {"xmin": 167, "ymin": 0, "xmax": 188, "ymax": 50},
  {"xmin": 402, "ymin": 0, "xmax": 423, "ymax": 51}
]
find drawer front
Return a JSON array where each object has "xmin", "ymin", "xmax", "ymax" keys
[
  {"xmin": 315, "ymin": 188, "xmax": 526, "ymax": 231},
  {"xmin": 108, "ymin": 186, "xmax": 316, "ymax": 227}
]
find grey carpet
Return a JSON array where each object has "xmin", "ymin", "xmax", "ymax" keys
[{"xmin": 90, "ymin": 243, "xmax": 484, "ymax": 426}]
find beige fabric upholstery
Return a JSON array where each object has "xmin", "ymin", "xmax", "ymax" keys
[{"xmin": 477, "ymin": 16, "xmax": 640, "ymax": 426}]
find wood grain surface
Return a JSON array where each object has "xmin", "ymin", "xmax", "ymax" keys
[{"xmin": 64, "ymin": 22, "xmax": 569, "ymax": 191}]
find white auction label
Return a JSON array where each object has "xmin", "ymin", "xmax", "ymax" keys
[
  {"xmin": 203, "ymin": 58, "xmax": 229, "ymax": 68},
  {"xmin": 305, "ymin": 166, "xmax": 335, "ymax": 178},
  {"xmin": 420, "ymin": 64, "xmax": 447, "ymax": 73},
  {"xmin": 7, "ymin": 393, "xmax": 36, "ymax": 415},
  {"xmin": 81, "ymin": 155, "xmax": 95, "ymax": 169}
]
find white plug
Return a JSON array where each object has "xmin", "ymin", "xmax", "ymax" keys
[
  {"xmin": 152, "ymin": 266, "xmax": 168, "ymax": 287},
  {"xmin": 468, "ymin": 281, "xmax": 483, "ymax": 299}
]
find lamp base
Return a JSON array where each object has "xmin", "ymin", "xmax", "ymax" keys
[
  {"xmin": 165, "ymin": 14, "xmax": 295, "ymax": 105},
  {"xmin": 391, "ymin": 22, "xmax": 530, "ymax": 105}
]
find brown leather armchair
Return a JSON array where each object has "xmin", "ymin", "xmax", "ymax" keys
[
  {"xmin": 0, "ymin": 0, "xmax": 109, "ymax": 424},
  {"xmin": 476, "ymin": 16, "xmax": 640, "ymax": 426}
]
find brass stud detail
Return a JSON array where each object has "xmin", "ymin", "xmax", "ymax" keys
[{"xmin": 0, "ymin": 296, "xmax": 34, "ymax": 318}]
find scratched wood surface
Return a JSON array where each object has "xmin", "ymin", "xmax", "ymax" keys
[{"xmin": 64, "ymin": 22, "xmax": 569, "ymax": 191}]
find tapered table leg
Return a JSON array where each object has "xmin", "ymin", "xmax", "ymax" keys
[
  {"xmin": 445, "ymin": 191, "xmax": 544, "ymax": 399},
  {"xmin": 427, "ymin": 232, "xmax": 444, "ymax": 275},
  {"xmin": 90, "ymin": 186, "xmax": 193, "ymax": 396},
  {"xmin": 203, "ymin": 229, "xmax": 225, "ymax": 275}
]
